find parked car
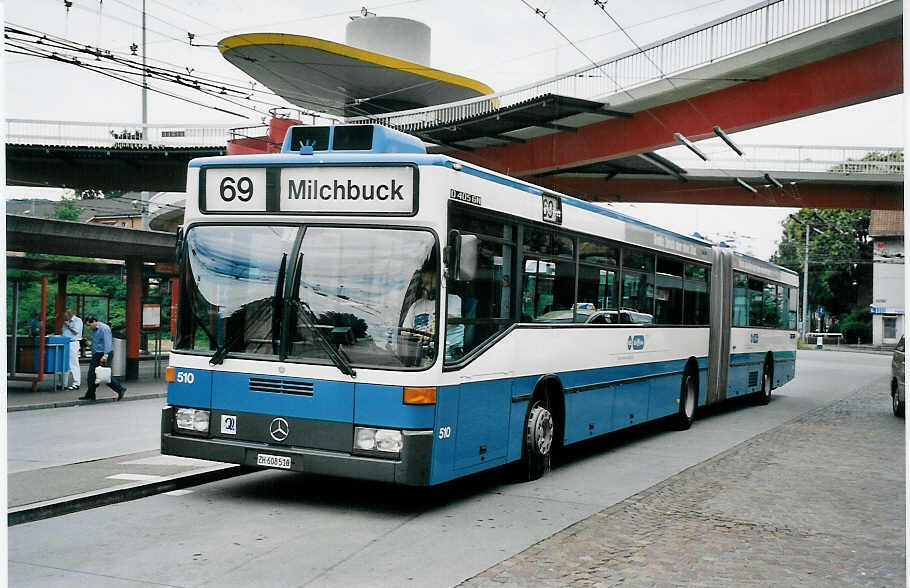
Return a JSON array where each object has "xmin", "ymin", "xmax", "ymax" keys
[{"xmin": 891, "ymin": 335, "xmax": 904, "ymax": 417}]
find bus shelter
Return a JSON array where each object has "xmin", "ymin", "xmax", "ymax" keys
[{"xmin": 6, "ymin": 214, "xmax": 177, "ymax": 381}]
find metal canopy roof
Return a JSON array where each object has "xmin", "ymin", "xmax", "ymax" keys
[
  {"xmin": 416, "ymin": 93, "xmax": 686, "ymax": 180},
  {"xmin": 417, "ymin": 94, "xmax": 633, "ymax": 150},
  {"xmin": 535, "ymin": 152, "xmax": 688, "ymax": 181}
]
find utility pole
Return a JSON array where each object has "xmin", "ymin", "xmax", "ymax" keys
[
  {"xmin": 790, "ymin": 214, "xmax": 820, "ymax": 342},
  {"xmin": 802, "ymin": 224, "xmax": 810, "ymax": 341},
  {"xmin": 140, "ymin": 0, "xmax": 149, "ymax": 230}
]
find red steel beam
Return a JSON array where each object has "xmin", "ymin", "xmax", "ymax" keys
[
  {"xmin": 454, "ymin": 38, "xmax": 903, "ymax": 177},
  {"xmin": 539, "ymin": 176, "xmax": 903, "ymax": 210},
  {"xmin": 126, "ymin": 256, "xmax": 142, "ymax": 381}
]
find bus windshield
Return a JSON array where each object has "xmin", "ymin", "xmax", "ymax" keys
[{"xmin": 176, "ymin": 224, "xmax": 440, "ymax": 369}]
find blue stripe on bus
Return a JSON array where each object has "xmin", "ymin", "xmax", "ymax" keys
[
  {"xmin": 211, "ymin": 372, "xmax": 354, "ymax": 423},
  {"xmin": 167, "ymin": 368, "xmax": 212, "ymax": 408},
  {"xmin": 428, "ymin": 356, "xmax": 709, "ymax": 485},
  {"xmin": 354, "ymin": 383, "xmax": 435, "ymax": 429}
]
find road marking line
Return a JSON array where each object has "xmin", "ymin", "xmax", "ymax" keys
[
  {"xmin": 164, "ymin": 489, "xmax": 194, "ymax": 496},
  {"xmin": 106, "ymin": 473, "xmax": 167, "ymax": 482},
  {"xmin": 119, "ymin": 455, "xmax": 216, "ymax": 467}
]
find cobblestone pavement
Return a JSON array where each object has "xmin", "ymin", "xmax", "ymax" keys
[{"xmin": 462, "ymin": 378, "xmax": 905, "ymax": 587}]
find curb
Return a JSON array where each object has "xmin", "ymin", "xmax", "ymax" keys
[
  {"xmin": 8, "ymin": 463, "xmax": 246, "ymax": 526},
  {"xmin": 8, "ymin": 392, "xmax": 168, "ymax": 412}
]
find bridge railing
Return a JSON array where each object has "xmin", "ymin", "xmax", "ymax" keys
[
  {"xmin": 667, "ymin": 144, "xmax": 904, "ymax": 175},
  {"xmin": 5, "ymin": 119, "xmax": 237, "ymax": 148},
  {"xmin": 347, "ymin": 0, "xmax": 892, "ymax": 131}
]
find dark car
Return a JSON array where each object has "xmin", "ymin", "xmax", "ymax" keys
[{"xmin": 891, "ymin": 335, "xmax": 904, "ymax": 417}]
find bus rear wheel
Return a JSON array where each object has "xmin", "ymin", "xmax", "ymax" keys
[
  {"xmin": 523, "ymin": 401, "xmax": 553, "ymax": 481},
  {"xmin": 756, "ymin": 361, "xmax": 773, "ymax": 405},
  {"xmin": 674, "ymin": 370, "xmax": 697, "ymax": 430}
]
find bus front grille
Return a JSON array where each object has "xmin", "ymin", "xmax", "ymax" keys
[{"xmin": 248, "ymin": 377, "xmax": 314, "ymax": 396}]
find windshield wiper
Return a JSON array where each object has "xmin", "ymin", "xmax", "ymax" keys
[
  {"xmin": 210, "ymin": 253, "xmax": 287, "ymax": 366},
  {"xmin": 289, "ymin": 298, "xmax": 356, "ymax": 378},
  {"xmin": 209, "ymin": 298, "xmax": 275, "ymax": 365}
]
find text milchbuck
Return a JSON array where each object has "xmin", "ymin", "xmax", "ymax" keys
[
  {"xmin": 287, "ymin": 178, "xmax": 405, "ymax": 201},
  {"xmin": 280, "ymin": 167, "xmax": 414, "ymax": 214}
]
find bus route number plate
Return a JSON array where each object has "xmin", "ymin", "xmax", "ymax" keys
[
  {"xmin": 256, "ymin": 453, "xmax": 292, "ymax": 469},
  {"xmin": 542, "ymin": 193, "xmax": 562, "ymax": 224}
]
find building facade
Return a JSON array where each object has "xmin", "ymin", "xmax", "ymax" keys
[{"xmin": 869, "ymin": 210, "xmax": 904, "ymax": 345}]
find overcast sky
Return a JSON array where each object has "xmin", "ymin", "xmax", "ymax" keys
[{"xmin": 4, "ymin": 0, "xmax": 904, "ymax": 259}]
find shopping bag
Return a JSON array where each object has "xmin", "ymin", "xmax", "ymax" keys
[{"xmin": 95, "ymin": 366, "xmax": 112, "ymax": 385}]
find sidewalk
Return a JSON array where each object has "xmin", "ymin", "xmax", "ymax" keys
[
  {"xmin": 7, "ymin": 356, "xmax": 244, "ymax": 525},
  {"xmin": 462, "ymin": 378, "xmax": 905, "ymax": 587},
  {"xmin": 7, "ymin": 356, "xmax": 168, "ymax": 411}
]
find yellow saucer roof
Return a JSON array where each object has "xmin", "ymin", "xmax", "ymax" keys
[{"xmin": 219, "ymin": 33, "xmax": 493, "ymax": 117}]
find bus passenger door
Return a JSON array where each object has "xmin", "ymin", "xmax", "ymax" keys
[{"xmin": 453, "ymin": 379, "xmax": 511, "ymax": 471}]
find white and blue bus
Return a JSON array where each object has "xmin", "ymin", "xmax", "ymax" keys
[{"xmin": 162, "ymin": 124, "xmax": 798, "ymax": 485}]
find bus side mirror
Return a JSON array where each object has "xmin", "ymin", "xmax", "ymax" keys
[{"xmin": 447, "ymin": 230, "xmax": 478, "ymax": 281}]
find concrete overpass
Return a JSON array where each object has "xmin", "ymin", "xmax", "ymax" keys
[
  {"xmin": 537, "ymin": 144, "xmax": 903, "ymax": 209},
  {"xmin": 352, "ymin": 0, "xmax": 902, "ymax": 199},
  {"xmin": 5, "ymin": 121, "xmax": 230, "ymax": 191}
]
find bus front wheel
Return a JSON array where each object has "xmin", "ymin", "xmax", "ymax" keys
[{"xmin": 523, "ymin": 401, "xmax": 553, "ymax": 481}]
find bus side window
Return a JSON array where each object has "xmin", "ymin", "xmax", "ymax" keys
[
  {"xmin": 732, "ymin": 272, "xmax": 749, "ymax": 327},
  {"xmin": 447, "ymin": 207, "xmax": 517, "ymax": 362}
]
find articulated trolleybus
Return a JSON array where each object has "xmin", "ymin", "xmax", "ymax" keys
[{"xmin": 162, "ymin": 124, "xmax": 798, "ymax": 485}]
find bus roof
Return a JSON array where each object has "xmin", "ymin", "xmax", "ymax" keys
[{"xmin": 190, "ymin": 147, "xmax": 802, "ymax": 274}]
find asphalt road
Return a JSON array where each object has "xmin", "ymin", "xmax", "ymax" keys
[{"xmin": 7, "ymin": 350, "xmax": 894, "ymax": 587}]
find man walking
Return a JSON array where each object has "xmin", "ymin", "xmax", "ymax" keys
[
  {"xmin": 80, "ymin": 315, "xmax": 127, "ymax": 401},
  {"xmin": 61, "ymin": 309, "xmax": 83, "ymax": 390}
]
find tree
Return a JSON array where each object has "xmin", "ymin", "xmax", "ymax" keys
[
  {"xmin": 52, "ymin": 199, "xmax": 83, "ymax": 221},
  {"xmin": 771, "ymin": 209, "xmax": 872, "ymax": 338}
]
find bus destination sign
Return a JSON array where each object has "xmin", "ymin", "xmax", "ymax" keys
[
  {"xmin": 541, "ymin": 193, "xmax": 562, "ymax": 225},
  {"xmin": 203, "ymin": 167, "xmax": 268, "ymax": 212},
  {"xmin": 281, "ymin": 167, "xmax": 415, "ymax": 214},
  {"xmin": 201, "ymin": 165, "xmax": 416, "ymax": 215}
]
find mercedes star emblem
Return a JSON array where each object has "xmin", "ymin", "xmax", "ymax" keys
[{"xmin": 269, "ymin": 417, "xmax": 290, "ymax": 442}]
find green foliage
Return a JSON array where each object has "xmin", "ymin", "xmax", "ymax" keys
[
  {"xmin": 52, "ymin": 199, "xmax": 83, "ymax": 221},
  {"xmin": 771, "ymin": 208, "xmax": 872, "ymax": 329},
  {"xmin": 838, "ymin": 306, "xmax": 873, "ymax": 344}
]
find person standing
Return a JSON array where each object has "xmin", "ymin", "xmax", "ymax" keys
[
  {"xmin": 80, "ymin": 315, "xmax": 127, "ymax": 401},
  {"xmin": 61, "ymin": 309, "xmax": 83, "ymax": 390}
]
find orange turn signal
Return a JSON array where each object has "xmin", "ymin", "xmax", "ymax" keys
[
  {"xmin": 403, "ymin": 386, "xmax": 436, "ymax": 405},
  {"xmin": 165, "ymin": 366, "xmax": 176, "ymax": 383}
]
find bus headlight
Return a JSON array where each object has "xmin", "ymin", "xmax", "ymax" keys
[
  {"xmin": 176, "ymin": 408, "xmax": 210, "ymax": 433},
  {"xmin": 354, "ymin": 427, "xmax": 403, "ymax": 453}
]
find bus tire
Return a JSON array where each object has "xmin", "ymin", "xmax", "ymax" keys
[
  {"xmin": 757, "ymin": 359, "xmax": 773, "ymax": 405},
  {"xmin": 523, "ymin": 401, "xmax": 554, "ymax": 481},
  {"xmin": 892, "ymin": 379, "xmax": 904, "ymax": 417},
  {"xmin": 674, "ymin": 368, "xmax": 697, "ymax": 430}
]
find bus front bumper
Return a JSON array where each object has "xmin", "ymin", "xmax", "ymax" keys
[{"xmin": 161, "ymin": 411, "xmax": 433, "ymax": 486}]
